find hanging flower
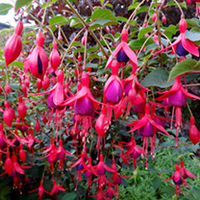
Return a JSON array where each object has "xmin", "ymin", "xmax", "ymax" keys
[
  {"xmin": 105, "ymin": 29, "xmax": 138, "ymax": 69},
  {"xmin": 154, "ymin": 18, "xmax": 199, "ymax": 57},
  {"xmin": 4, "ymin": 20, "xmax": 23, "ymax": 66},
  {"xmin": 29, "ymin": 32, "xmax": 48, "ymax": 80}
]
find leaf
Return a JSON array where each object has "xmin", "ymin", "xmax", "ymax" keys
[
  {"xmin": 152, "ymin": 177, "xmax": 162, "ymax": 190},
  {"xmin": 138, "ymin": 26, "xmax": 154, "ymax": 40},
  {"xmin": 15, "ymin": 0, "xmax": 32, "ymax": 11},
  {"xmin": 89, "ymin": 19, "xmax": 117, "ymax": 30},
  {"xmin": 91, "ymin": 9, "xmax": 116, "ymax": 21},
  {"xmin": 0, "ymin": 3, "xmax": 13, "ymax": 15},
  {"xmin": 168, "ymin": 59, "xmax": 200, "ymax": 81},
  {"xmin": 185, "ymin": 30, "xmax": 200, "ymax": 41},
  {"xmin": 49, "ymin": 16, "xmax": 69, "ymax": 25},
  {"xmin": 70, "ymin": 17, "xmax": 83, "ymax": 28},
  {"xmin": 62, "ymin": 192, "xmax": 76, "ymax": 200},
  {"xmin": 141, "ymin": 68, "xmax": 174, "ymax": 88},
  {"xmin": 161, "ymin": 185, "xmax": 175, "ymax": 196}
]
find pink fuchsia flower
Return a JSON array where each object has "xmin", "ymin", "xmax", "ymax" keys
[
  {"xmin": 4, "ymin": 20, "xmax": 23, "ymax": 66},
  {"xmin": 128, "ymin": 104, "xmax": 170, "ymax": 169},
  {"xmin": 50, "ymin": 40, "xmax": 61, "ymax": 71},
  {"xmin": 156, "ymin": 75, "xmax": 200, "ymax": 146},
  {"xmin": 155, "ymin": 18, "xmax": 199, "ymax": 57},
  {"xmin": 29, "ymin": 32, "xmax": 48, "ymax": 80},
  {"xmin": 29, "ymin": 181, "xmax": 50, "ymax": 200},
  {"xmin": 179, "ymin": 160, "xmax": 197, "ymax": 180},
  {"xmin": 50, "ymin": 179, "xmax": 66, "ymax": 195},
  {"xmin": 165, "ymin": 163, "xmax": 190, "ymax": 195},
  {"xmin": 105, "ymin": 29, "xmax": 138, "ymax": 69},
  {"xmin": 189, "ymin": 116, "xmax": 200, "ymax": 145}
]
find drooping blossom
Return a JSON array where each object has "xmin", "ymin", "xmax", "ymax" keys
[
  {"xmin": 155, "ymin": 18, "xmax": 199, "ymax": 57},
  {"xmin": 29, "ymin": 32, "xmax": 48, "ymax": 80},
  {"xmin": 4, "ymin": 20, "xmax": 23, "ymax": 66},
  {"xmin": 105, "ymin": 29, "xmax": 138, "ymax": 70},
  {"xmin": 128, "ymin": 104, "xmax": 170, "ymax": 169},
  {"xmin": 165, "ymin": 163, "xmax": 190, "ymax": 195},
  {"xmin": 50, "ymin": 40, "xmax": 61, "ymax": 71},
  {"xmin": 156, "ymin": 75, "xmax": 200, "ymax": 146}
]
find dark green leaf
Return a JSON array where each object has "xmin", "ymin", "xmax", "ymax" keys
[
  {"xmin": 141, "ymin": 68, "xmax": 174, "ymax": 88},
  {"xmin": 89, "ymin": 19, "xmax": 117, "ymax": 30},
  {"xmin": 49, "ymin": 16, "xmax": 69, "ymax": 25},
  {"xmin": 62, "ymin": 192, "xmax": 76, "ymax": 200},
  {"xmin": 152, "ymin": 177, "xmax": 162, "ymax": 190},
  {"xmin": 161, "ymin": 185, "xmax": 175, "ymax": 196},
  {"xmin": 138, "ymin": 26, "xmax": 154, "ymax": 40},
  {"xmin": 0, "ymin": 3, "xmax": 13, "ymax": 15},
  {"xmin": 15, "ymin": 0, "xmax": 32, "ymax": 11},
  {"xmin": 168, "ymin": 59, "xmax": 199, "ymax": 81},
  {"xmin": 91, "ymin": 9, "xmax": 116, "ymax": 21}
]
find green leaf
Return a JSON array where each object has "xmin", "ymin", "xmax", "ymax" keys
[
  {"xmin": 70, "ymin": 17, "xmax": 83, "ymax": 28},
  {"xmin": 185, "ymin": 30, "xmax": 200, "ymax": 41},
  {"xmin": 0, "ymin": 3, "xmax": 13, "ymax": 15},
  {"xmin": 168, "ymin": 59, "xmax": 200, "ymax": 81},
  {"xmin": 91, "ymin": 9, "xmax": 116, "ymax": 21},
  {"xmin": 138, "ymin": 26, "xmax": 153, "ymax": 40},
  {"xmin": 62, "ymin": 192, "xmax": 76, "ymax": 200},
  {"xmin": 89, "ymin": 19, "xmax": 117, "ymax": 30},
  {"xmin": 49, "ymin": 16, "xmax": 69, "ymax": 25},
  {"xmin": 141, "ymin": 68, "xmax": 174, "ymax": 88},
  {"xmin": 152, "ymin": 177, "xmax": 162, "ymax": 190},
  {"xmin": 15, "ymin": 0, "xmax": 32, "ymax": 11}
]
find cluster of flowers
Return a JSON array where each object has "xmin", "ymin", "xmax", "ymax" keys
[{"xmin": 0, "ymin": 15, "xmax": 199, "ymax": 199}]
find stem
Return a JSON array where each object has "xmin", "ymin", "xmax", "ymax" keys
[
  {"xmin": 172, "ymin": 0, "xmax": 184, "ymax": 17},
  {"xmin": 40, "ymin": 0, "xmax": 49, "ymax": 28},
  {"xmin": 83, "ymin": 31, "xmax": 88, "ymax": 71},
  {"xmin": 154, "ymin": 0, "xmax": 163, "ymax": 67},
  {"xmin": 64, "ymin": 0, "xmax": 108, "ymax": 58},
  {"xmin": 124, "ymin": 0, "xmax": 146, "ymax": 30},
  {"xmin": 60, "ymin": 27, "xmax": 85, "ymax": 66},
  {"xmin": 186, "ymin": 102, "xmax": 193, "ymax": 116},
  {"xmin": 20, "ymin": 0, "xmax": 37, "ymax": 18}
]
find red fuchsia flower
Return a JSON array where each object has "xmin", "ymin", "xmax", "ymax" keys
[
  {"xmin": 5, "ymin": 81, "xmax": 11, "ymax": 95},
  {"xmin": 156, "ymin": 75, "xmax": 200, "ymax": 146},
  {"xmin": 4, "ymin": 20, "xmax": 23, "ymax": 66},
  {"xmin": 17, "ymin": 96, "xmax": 27, "ymax": 120},
  {"xmin": 42, "ymin": 75, "xmax": 50, "ymax": 91},
  {"xmin": 3, "ymin": 101, "xmax": 15, "ymax": 127},
  {"xmin": 189, "ymin": 116, "xmax": 200, "ymax": 145},
  {"xmin": 19, "ymin": 144, "xmax": 26, "ymax": 163},
  {"xmin": 62, "ymin": 71, "xmax": 101, "ymax": 142},
  {"xmin": 165, "ymin": 163, "xmax": 190, "ymax": 195},
  {"xmin": 117, "ymin": 136, "xmax": 145, "ymax": 168},
  {"xmin": 110, "ymin": 158, "xmax": 130, "ymax": 186},
  {"xmin": 94, "ymin": 154, "xmax": 115, "ymax": 176},
  {"xmin": 179, "ymin": 160, "xmax": 197, "ymax": 179},
  {"xmin": 106, "ymin": 182, "xmax": 120, "ymax": 199},
  {"xmin": 50, "ymin": 40, "xmax": 61, "ymax": 71},
  {"xmin": 91, "ymin": 187, "xmax": 110, "ymax": 200},
  {"xmin": 155, "ymin": 18, "xmax": 199, "ymax": 57},
  {"xmin": 50, "ymin": 179, "xmax": 66, "ymax": 195},
  {"xmin": 105, "ymin": 29, "xmax": 138, "ymax": 70},
  {"xmin": 56, "ymin": 139, "xmax": 73, "ymax": 173},
  {"xmin": 29, "ymin": 181, "xmax": 50, "ymax": 200},
  {"xmin": 104, "ymin": 61, "xmax": 123, "ymax": 105},
  {"xmin": 128, "ymin": 104, "xmax": 170, "ymax": 169},
  {"xmin": 0, "ymin": 151, "xmax": 13, "ymax": 177},
  {"xmin": 29, "ymin": 32, "xmax": 48, "ymax": 80},
  {"xmin": 95, "ymin": 106, "xmax": 110, "ymax": 154},
  {"xmin": 0, "ymin": 123, "xmax": 14, "ymax": 148}
]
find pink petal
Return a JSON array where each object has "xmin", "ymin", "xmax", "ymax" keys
[
  {"xmin": 128, "ymin": 117, "xmax": 148, "ymax": 133},
  {"xmin": 182, "ymin": 37, "xmax": 199, "ymax": 57},
  {"xmin": 53, "ymin": 83, "xmax": 64, "ymax": 105},
  {"xmin": 123, "ymin": 42, "xmax": 138, "ymax": 65}
]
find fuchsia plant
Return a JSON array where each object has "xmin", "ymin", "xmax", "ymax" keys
[{"xmin": 1, "ymin": 1, "xmax": 200, "ymax": 199}]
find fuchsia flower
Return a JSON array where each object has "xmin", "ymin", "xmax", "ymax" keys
[
  {"xmin": 155, "ymin": 18, "xmax": 199, "ymax": 57},
  {"xmin": 104, "ymin": 60, "xmax": 123, "ymax": 105},
  {"xmin": 165, "ymin": 163, "xmax": 190, "ymax": 195},
  {"xmin": 3, "ymin": 101, "xmax": 15, "ymax": 127},
  {"xmin": 29, "ymin": 181, "xmax": 50, "ymax": 200},
  {"xmin": 29, "ymin": 32, "xmax": 48, "ymax": 80},
  {"xmin": 156, "ymin": 75, "xmax": 200, "ymax": 146},
  {"xmin": 17, "ymin": 96, "xmax": 27, "ymax": 120},
  {"xmin": 4, "ymin": 20, "xmax": 23, "ymax": 66},
  {"xmin": 128, "ymin": 104, "xmax": 170, "ymax": 169},
  {"xmin": 189, "ymin": 116, "xmax": 200, "ymax": 145},
  {"xmin": 179, "ymin": 160, "xmax": 197, "ymax": 179},
  {"xmin": 50, "ymin": 179, "xmax": 66, "ymax": 195},
  {"xmin": 62, "ymin": 72, "xmax": 101, "ymax": 141},
  {"xmin": 106, "ymin": 29, "xmax": 138, "ymax": 69},
  {"xmin": 49, "ymin": 40, "xmax": 61, "ymax": 71}
]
